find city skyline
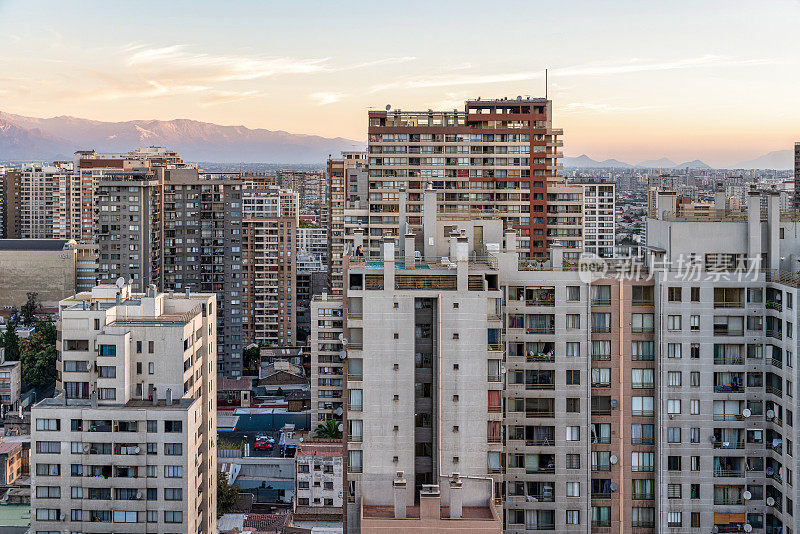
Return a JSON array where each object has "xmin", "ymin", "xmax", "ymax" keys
[{"xmin": 1, "ymin": 0, "xmax": 798, "ymax": 167}]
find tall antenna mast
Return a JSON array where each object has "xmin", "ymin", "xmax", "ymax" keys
[{"xmin": 545, "ymin": 68, "xmax": 548, "ymax": 100}]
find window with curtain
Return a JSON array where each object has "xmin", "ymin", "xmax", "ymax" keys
[
  {"xmin": 632, "ymin": 368, "xmax": 654, "ymax": 388},
  {"xmin": 349, "ymin": 389, "xmax": 362, "ymax": 410},
  {"xmin": 632, "ymin": 313, "xmax": 654, "ymax": 333},
  {"xmin": 349, "ymin": 450, "xmax": 362, "ymax": 472},
  {"xmin": 488, "ymin": 390, "xmax": 502, "ymax": 413}
]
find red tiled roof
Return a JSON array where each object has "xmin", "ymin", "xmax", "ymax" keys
[
  {"xmin": 218, "ymin": 377, "xmax": 252, "ymax": 391},
  {"xmin": 243, "ymin": 513, "xmax": 288, "ymax": 531}
]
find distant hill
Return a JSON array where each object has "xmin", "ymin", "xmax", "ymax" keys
[
  {"xmin": 635, "ymin": 157, "xmax": 678, "ymax": 168},
  {"xmin": 563, "ymin": 154, "xmax": 633, "ymax": 168},
  {"xmin": 0, "ymin": 111, "xmax": 364, "ymax": 163},
  {"xmin": 734, "ymin": 149, "xmax": 794, "ymax": 170},
  {"xmin": 673, "ymin": 159, "xmax": 713, "ymax": 170}
]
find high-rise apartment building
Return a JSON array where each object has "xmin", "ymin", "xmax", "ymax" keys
[
  {"xmin": 0, "ymin": 169, "xmax": 21, "ymax": 239},
  {"xmin": 367, "ymin": 98, "xmax": 562, "ymax": 259},
  {"xmin": 794, "ymin": 142, "xmax": 799, "ymax": 208},
  {"xmin": 96, "ymin": 168, "xmax": 245, "ymax": 376},
  {"xmin": 327, "ymin": 152, "xmax": 367, "ymax": 295},
  {"xmin": 310, "ymin": 294, "xmax": 344, "ymax": 423},
  {"xmin": 18, "ymin": 162, "xmax": 72, "ymax": 239},
  {"xmin": 31, "ymin": 283, "xmax": 217, "ymax": 534},
  {"xmin": 324, "ymin": 186, "xmax": 800, "ymax": 533}
]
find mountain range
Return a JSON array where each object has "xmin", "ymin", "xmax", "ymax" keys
[
  {"xmin": 564, "ymin": 152, "xmax": 794, "ymax": 170},
  {"xmin": 0, "ymin": 111, "xmax": 363, "ymax": 163},
  {"xmin": 0, "ymin": 110, "xmax": 794, "ymax": 169}
]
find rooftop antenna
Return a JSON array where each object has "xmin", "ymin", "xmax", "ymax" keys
[{"xmin": 545, "ymin": 68, "xmax": 548, "ymax": 100}]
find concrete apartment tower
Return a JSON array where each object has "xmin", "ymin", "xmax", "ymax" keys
[{"xmin": 30, "ymin": 283, "xmax": 217, "ymax": 533}]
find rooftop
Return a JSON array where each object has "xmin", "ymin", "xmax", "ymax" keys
[
  {"xmin": 218, "ymin": 376, "xmax": 253, "ymax": 392},
  {"xmin": 362, "ymin": 505, "xmax": 495, "ymax": 521},
  {"xmin": 36, "ymin": 396, "xmax": 196, "ymax": 410},
  {"xmin": 0, "ymin": 239, "xmax": 71, "ymax": 251}
]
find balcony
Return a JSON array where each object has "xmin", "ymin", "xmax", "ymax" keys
[
  {"xmin": 632, "ymin": 353, "xmax": 654, "ymax": 361},
  {"xmin": 713, "ymin": 469, "xmax": 745, "ymax": 477},
  {"xmin": 632, "ymin": 382, "xmax": 654, "ymax": 390},
  {"xmin": 766, "ymin": 386, "xmax": 782, "ymax": 397},
  {"xmin": 766, "ymin": 300, "xmax": 782, "ymax": 312},
  {"xmin": 526, "ymin": 411, "xmax": 555, "ymax": 419},
  {"xmin": 592, "ymin": 326, "xmax": 612, "ymax": 333},
  {"xmin": 631, "ymin": 327, "xmax": 654, "ymax": 334},
  {"xmin": 592, "ymin": 354, "xmax": 611, "ymax": 361},
  {"xmin": 631, "ymin": 494, "xmax": 654, "ymax": 501},
  {"xmin": 632, "ymin": 521, "xmax": 655, "ymax": 527},
  {"xmin": 526, "ymin": 327, "xmax": 555, "ymax": 335},
  {"xmin": 713, "ymin": 414, "xmax": 743, "ymax": 421},
  {"xmin": 713, "ymin": 441, "xmax": 745, "ymax": 449},
  {"xmin": 348, "ymin": 373, "xmax": 363, "ymax": 381},
  {"xmin": 632, "ymin": 438, "xmax": 654, "ymax": 445},
  {"xmin": 592, "ymin": 520, "xmax": 612, "ymax": 527},
  {"xmin": 527, "ymin": 353, "xmax": 555, "ymax": 362},
  {"xmin": 714, "ymin": 356, "xmax": 744, "ymax": 365},
  {"xmin": 771, "ymin": 358, "xmax": 783, "ymax": 369},
  {"xmin": 714, "ymin": 497, "xmax": 744, "ymax": 505},
  {"xmin": 632, "ymin": 410, "xmax": 654, "ymax": 417},
  {"xmin": 526, "ymin": 383, "xmax": 555, "ymax": 390},
  {"xmin": 713, "ymin": 385, "xmax": 743, "ymax": 393},
  {"xmin": 714, "ymin": 300, "xmax": 744, "ymax": 309}
]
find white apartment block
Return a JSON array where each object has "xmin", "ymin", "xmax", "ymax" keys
[
  {"xmin": 310, "ymin": 295, "xmax": 344, "ymax": 423},
  {"xmin": 295, "ymin": 440, "xmax": 344, "ymax": 509},
  {"xmin": 31, "ymin": 283, "xmax": 217, "ymax": 534}
]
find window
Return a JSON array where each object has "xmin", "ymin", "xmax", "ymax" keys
[
  {"xmin": 566, "ymin": 454, "xmax": 581, "ymax": 469},
  {"xmin": 35, "ymin": 486, "xmax": 60, "ymax": 498},
  {"xmin": 566, "ymin": 314, "xmax": 580, "ymax": 329},
  {"xmin": 567, "ymin": 286, "xmax": 580, "ymax": 301},
  {"xmin": 691, "ymin": 456, "xmax": 700, "ymax": 471},
  {"xmin": 668, "ymin": 511, "xmax": 682, "ymax": 527},
  {"xmin": 566, "ymin": 482, "xmax": 580, "ymax": 497},
  {"xmin": 36, "ymin": 442, "xmax": 60, "ymax": 454},
  {"xmin": 667, "ymin": 427, "xmax": 681, "ymax": 443},
  {"xmin": 690, "ymin": 371, "xmax": 700, "ymax": 386},
  {"xmin": 632, "ymin": 396, "xmax": 654, "ymax": 416},
  {"xmin": 690, "ymin": 399, "xmax": 699, "ymax": 415},
  {"xmin": 566, "ymin": 370, "xmax": 580, "ymax": 385},
  {"xmin": 36, "ymin": 464, "xmax": 60, "ymax": 476},
  {"xmin": 632, "ymin": 424, "xmax": 654, "ymax": 444},
  {"xmin": 148, "ymin": 341, "xmax": 154, "ymax": 353},
  {"xmin": 164, "ymin": 443, "xmax": 182, "ymax": 455},
  {"xmin": 632, "ymin": 341, "xmax": 654, "ymax": 360},
  {"xmin": 668, "ymin": 371, "xmax": 682, "ymax": 387},
  {"xmin": 164, "ymin": 420, "xmax": 182, "ymax": 432},
  {"xmin": 632, "ymin": 313, "xmax": 654, "ymax": 333},
  {"xmin": 667, "ymin": 483, "xmax": 682, "ymax": 498},
  {"xmin": 690, "ymin": 483, "xmax": 700, "ymax": 498},
  {"xmin": 667, "ymin": 399, "xmax": 681, "ymax": 414},
  {"xmin": 148, "ymin": 362, "xmax": 154, "ymax": 374},
  {"xmin": 36, "ymin": 419, "xmax": 60, "ymax": 431},
  {"xmin": 668, "ymin": 456, "xmax": 681, "ymax": 471},
  {"xmin": 668, "ymin": 343, "xmax": 682, "ymax": 358},
  {"xmin": 164, "ymin": 488, "xmax": 183, "ymax": 500},
  {"xmin": 164, "ymin": 465, "xmax": 183, "ymax": 478},
  {"xmin": 35, "ymin": 509, "xmax": 59, "ymax": 521},
  {"xmin": 668, "ymin": 287, "xmax": 682, "ymax": 301},
  {"xmin": 566, "ymin": 510, "xmax": 580, "ymax": 524},
  {"xmin": 690, "ymin": 315, "xmax": 700, "ymax": 330},
  {"xmin": 691, "ymin": 287, "xmax": 700, "ymax": 301},
  {"xmin": 690, "ymin": 343, "xmax": 700, "ymax": 359},
  {"xmin": 632, "ymin": 368, "xmax": 654, "ymax": 388},
  {"xmin": 631, "ymin": 451, "xmax": 654, "ymax": 471},
  {"xmin": 164, "ymin": 511, "xmax": 183, "ymax": 523},
  {"xmin": 566, "ymin": 398, "xmax": 580, "ymax": 413},
  {"xmin": 566, "ymin": 426, "xmax": 580, "ymax": 441},
  {"xmin": 566, "ymin": 342, "xmax": 580, "ymax": 357},
  {"xmin": 591, "ymin": 368, "xmax": 610, "ymax": 387}
]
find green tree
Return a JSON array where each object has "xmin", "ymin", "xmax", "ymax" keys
[
  {"xmin": 20, "ymin": 318, "xmax": 57, "ymax": 390},
  {"xmin": 20, "ymin": 292, "xmax": 40, "ymax": 327},
  {"xmin": 243, "ymin": 344, "xmax": 261, "ymax": 371},
  {"xmin": 1, "ymin": 323, "xmax": 21, "ymax": 361},
  {"xmin": 217, "ymin": 469, "xmax": 239, "ymax": 518},
  {"xmin": 314, "ymin": 419, "xmax": 342, "ymax": 439}
]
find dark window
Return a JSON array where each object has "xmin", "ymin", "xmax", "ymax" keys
[
  {"xmin": 667, "ymin": 456, "xmax": 681, "ymax": 471},
  {"xmin": 566, "ymin": 370, "xmax": 580, "ymax": 385}
]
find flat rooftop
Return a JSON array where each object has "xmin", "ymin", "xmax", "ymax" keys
[
  {"xmin": 362, "ymin": 505, "xmax": 494, "ymax": 521},
  {"xmin": 0, "ymin": 239, "xmax": 70, "ymax": 251},
  {"xmin": 36, "ymin": 396, "xmax": 196, "ymax": 410}
]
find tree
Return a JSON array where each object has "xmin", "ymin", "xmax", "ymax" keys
[
  {"xmin": 20, "ymin": 318, "xmax": 57, "ymax": 391},
  {"xmin": 20, "ymin": 292, "xmax": 40, "ymax": 327},
  {"xmin": 1, "ymin": 323, "xmax": 21, "ymax": 361},
  {"xmin": 314, "ymin": 419, "xmax": 342, "ymax": 439},
  {"xmin": 243, "ymin": 344, "xmax": 261, "ymax": 371},
  {"xmin": 217, "ymin": 469, "xmax": 239, "ymax": 518}
]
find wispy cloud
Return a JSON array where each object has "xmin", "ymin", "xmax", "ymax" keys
[
  {"xmin": 369, "ymin": 55, "xmax": 774, "ymax": 91},
  {"xmin": 561, "ymin": 102, "xmax": 657, "ymax": 113},
  {"xmin": 311, "ymin": 92, "xmax": 346, "ymax": 105},
  {"xmin": 347, "ymin": 57, "xmax": 416, "ymax": 70},
  {"xmin": 124, "ymin": 44, "xmax": 328, "ymax": 82}
]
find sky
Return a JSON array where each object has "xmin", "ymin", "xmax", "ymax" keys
[{"xmin": 0, "ymin": 0, "xmax": 798, "ymax": 167}]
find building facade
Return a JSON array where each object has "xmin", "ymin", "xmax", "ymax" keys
[{"xmin": 30, "ymin": 283, "xmax": 217, "ymax": 534}]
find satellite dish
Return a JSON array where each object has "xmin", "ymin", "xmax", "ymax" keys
[
  {"xmin": 610, "ymin": 455, "xmax": 618, "ymax": 465},
  {"xmin": 742, "ymin": 408, "xmax": 751, "ymax": 418},
  {"xmin": 339, "ymin": 350, "xmax": 347, "ymax": 360},
  {"xmin": 116, "ymin": 277, "xmax": 126, "ymax": 289},
  {"xmin": 743, "ymin": 490, "xmax": 752, "ymax": 500},
  {"xmin": 744, "ymin": 524, "xmax": 753, "ymax": 533},
  {"xmin": 134, "ymin": 446, "xmax": 140, "ymax": 454},
  {"xmin": 709, "ymin": 435, "xmax": 717, "ymax": 443},
  {"xmin": 338, "ymin": 333, "xmax": 344, "ymax": 341},
  {"xmin": 335, "ymin": 407, "xmax": 343, "ymax": 416},
  {"xmin": 60, "ymin": 513, "xmax": 66, "ymax": 521},
  {"xmin": 713, "ymin": 527, "xmax": 719, "ymax": 534},
  {"xmin": 337, "ymin": 423, "xmax": 343, "ymax": 432},
  {"xmin": 136, "ymin": 491, "xmax": 143, "ymax": 500},
  {"xmin": 609, "ymin": 482, "xmax": 618, "ymax": 492},
  {"xmin": 767, "ymin": 409, "xmax": 775, "ymax": 419},
  {"xmin": 386, "ymin": 104, "xmax": 392, "ymax": 111},
  {"xmin": 516, "ymin": 96, "xmax": 522, "ymax": 101},
  {"xmin": 767, "ymin": 496, "xmax": 776, "ymax": 506}
]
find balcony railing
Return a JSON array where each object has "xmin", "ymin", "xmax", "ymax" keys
[
  {"xmin": 526, "ymin": 383, "xmax": 556, "ymax": 390},
  {"xmin": 592, "ymin": 520, "xmax": 612, "ymax": 527},
  {"xmin": 714, "ymin": 385, "xmax": 743, "ymax": 393},
  {"xmin": 632, "ymin": 520, "xmax": 655, "ymax": 527},
  {"xmin": 631, "ymin": 465, "xmax": 654, "ymax": 472},
  {"xmin": 591, "ymin": 382, "xmax": 611, "ymax": 388},
  {"xmin": 632, "ymin": 494, "xmax": 654, "ymax": 501},
  {"xmin": 591, "ymin": 493, "xmax": 611, "ymax": 500},
  {"xmin": 632, "ymin": 354, "xmax": 654, "ymax": 361},
  {"xmin": 713, "ymin": 469, "xmax": 745, "ymax": 477},
  {"xmin": 488, "ymin": 405, "xmax": 502, "ymax": 413},
  {"xmin": 632, "ymin": 299, "xmax": 654, "ymax": 307},
  {"xmin": 713, "ymin": 414, "xmax": 743, "ymax": 421},
  {"xmin": 488, "ymin": 374, "xmax": 502, "ymax": 382},
  {"xmin": 714, "ymin": 301, "xmax": 744, "ymax": 308},
  {"xmin": 632, "ymin": 410, "xmax": 654, "ymax": 416},
  {"xmin": 714, "ymin": 497, "xmax": 744, "ymax": 505},
  {"xmin": 766, "ymin": 386, "xmax": 782, "ymax": 397},
  {"xmin": 771, "ymin": 358, "xmax": 783, "ymax": 369},
  {"xmin": 592, "ymin": 464, "xmax": 611, "ymax": 472},
  {"xmin": 525, "ymin": 438, "xmax": 555, "ymax": 447},
  {"xmin": 349, "ymin": 435, "xmax": 363, "ymax": 443},
  {"xmin": 632, "ymin": 327, "xmax": 654, "ymax": 334},
  {"xmin": 715, "ymin": 329, "xmax": 744, "ymax": 337},
  {"xmin": 527, "ymin": 353, "xmax": 555, "ymax": 362},
  {"xmin": 526, "ymin": 411, "xmax": 555, "ymax": 418},
  {"xmin": 632, "ymin": 382, "xmax": 654, "ymax": 389},
  {"xmin": 592, "ymin": 409, "xmax": 612, "ymax": 416},
  {"xmin": 592, "ymin": 298, "xmax": 611, "ymax": 306},
  {"xmin": 766, "ymin": 329, "xmax": 782, "ymax": 340},
  {"xmin": 347, "ymin": 373, "xmax": 363, "ymax": 381},
  {"xmin": 713, "ymin": 441, "xmax": 745, "ymax": 449},
  {"xmin": 632, "ymin": 438, "xmax": 654, "ymax": 445},
  {"xmin": 766, "ymin": 300, "xmax": 783, "ymax": 311},
  {"xmin": 592, "ymin": 326, "xmax": 612, "ymax": 333},
  {"xmin": 527, "ymin": 327, "xmax": 555, "ymax": 335},
  {"xmin": 714, "ymin": 356, "xmax": 744, "ymax": 365},
  {"xmin": 487, "ymin": 435, "xmax": 502, "ymax": 443},
  {"xmin": 591, "ymin": 354, "xmax": 611, "ymax": 361},
  {"xmin": 488, "ymin": 343, "xmax": 503, "ymax": 351},
  {"xmin": 350, "ymin": 404, "xmax": 363, "ymax": 412},
  {"xmin": 526, "ymin": 494, "xmax": 554, "ymax": 503}
]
